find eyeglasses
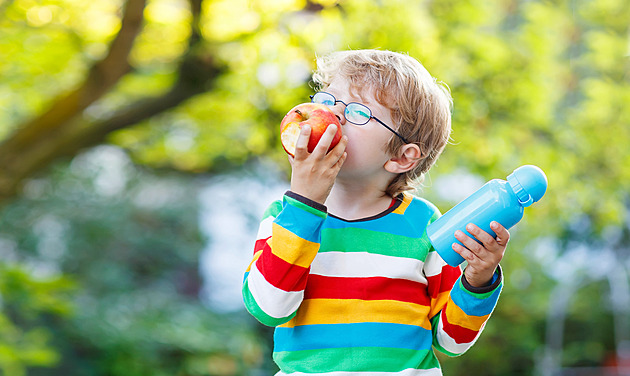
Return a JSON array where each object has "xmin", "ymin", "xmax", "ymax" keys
[{"xmin": 310, "ymin": 92, "xmax": 409, "ymax": 144}]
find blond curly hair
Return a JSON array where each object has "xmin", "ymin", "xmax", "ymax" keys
[{"xmin": 312, "ymin": 49, "xmax": 452, "ymax": 197}]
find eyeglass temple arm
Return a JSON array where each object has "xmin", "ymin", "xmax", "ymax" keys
[{"xmin": 372, "ymin": 117, "xmax": 409, "ymax": 144}]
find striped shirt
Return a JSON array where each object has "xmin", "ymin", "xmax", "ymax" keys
[{"xmin": 243, "ymin": 191, "xmax": 502, "ymax": 375}]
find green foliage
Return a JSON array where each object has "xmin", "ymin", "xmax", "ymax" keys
[
  {"xmin": 0, "ymin": 266, "xmax": 74, "ymax": 376},
  {"xmin": 0, "ymin": 147, "xmax": 266, "ymax": 375}
]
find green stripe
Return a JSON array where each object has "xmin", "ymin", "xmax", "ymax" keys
[
  {"xmin": 274, "ymin": 347, "xmax": 439, "ymax": 373},
  {"xmin": 458, "ymin": 277, "xmax": 503, "ymax": 300},
  {"xmin": 285, "ymin": 195, "xmax": 327, "ymax": 218},
  {"xmin": 242, "ymin": 279, "xmax": 296, "ymax": 327},
  {"xmin": 319, "ymin": 227, "xmax": 431, "ymax": 260},
  {"xmin": 262, "ymin": 200, "xmax": 282, "ymax": 220}
]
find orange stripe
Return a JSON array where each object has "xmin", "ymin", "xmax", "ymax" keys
[
  {"xmin": 442, "ymin": 313, "xmax": 481, "ymax": 344},
  {"xmin": 279, "ymin": 298, "xmax": 432, "ymax": 330},
  {"xmin": 271, "ymin": 223, "xmax": 319, "ymax": 268},
  {"xmin": 392, "ymin": 193, "xmax": 413, "ymax": 215},
  {"xmin": 444, "ymin": 300, "xmax": 490, "ymax": 331},
  {"xmin": 428, "ymin": 290, "xmax": 451, "ymax": 319}
]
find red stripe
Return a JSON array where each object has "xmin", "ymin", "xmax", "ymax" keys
[
  {"xmin": 426, "ymin": 265, "xmax": 461, "ymax": 299},
  {"xmin": 255, "ymin": 242, "xmax": 310, "ymax": 292},
  {"xmin": 304, "ymin": 275, "xmax": 431, "ymax": 305},
  {"xmin": 254, "ymin": 237, "xmax": 269, "ymax": 253},
  {"xmin": 441, "ymin": 310, "xmax": 479, "ymax": 344}
]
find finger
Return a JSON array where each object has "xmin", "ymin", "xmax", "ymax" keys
[
  {"xmin": 331, "ymin": 151, "xmax": 347, "ymax": 172},
  {"xmin": 452, "ymin": 242, "xmax": 476, "ymax": 262},
  {"xmin": 312, "ymin": 124, "xmax": 339, "ymax": 156},
  {"xmin": 454, "ymin": 230, "xmax": 485, "ymax": 256},
  {"xmin": 491, "ymin": 221, "xmax": 510, "ymax": 246},
  {"xmin": 294, "ymin": 125, "xmax": 312, "ymax": 158},
  {"xmin": 465, "ymin": 223, "xmax": 497, "ymax": 249},
  {"xmin": 325, "ymin": 135, "xmax": 348, "ymax": 162}
]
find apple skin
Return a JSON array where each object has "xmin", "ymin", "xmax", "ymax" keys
[{"xmin": 280, "ymin": 103, "xmax": 342, "ymax": 157}]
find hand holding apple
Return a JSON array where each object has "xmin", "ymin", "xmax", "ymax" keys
[
  {"xmin": 281, "ymin": 103, "xmax": 347, "ymax": 205},
  {"xmin": 280, "ymin": 103, "xmax": 342, "ymax": 157},
  {"xmin": 288, "ymin": 123, "xmax": 347, "ymax": 205}
]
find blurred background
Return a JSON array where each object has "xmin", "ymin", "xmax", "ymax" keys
[{"xmin": 0, "ymin": 0, "xmax": 629, "ymax": 375}]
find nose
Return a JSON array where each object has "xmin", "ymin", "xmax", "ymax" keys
[{"xmin": 331, "ymin": 104, "xmax": 346, "ymax": 125}]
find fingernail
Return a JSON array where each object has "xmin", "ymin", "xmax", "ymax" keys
[
  {"xmin": 491, "ymin": 221, "xmax": 498, "ymax": 229},
  {"xmin": 466, "ymin": 224, "xmax": 474, "ymax": 231}
]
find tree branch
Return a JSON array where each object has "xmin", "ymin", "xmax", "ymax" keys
[
  {"xmin": 0, "ymin": 0, "xmax": 147, "ymax": 202},
  {"xmin": 0, "ymin": 0, "xmax": 146, "ymax": 155},
  {"xmin": 44, "ymin": 54, "xmax": 224, "ymax": 161},
  {"xmin": 0, "ymin": 0, "xmax": 226, "ymax": 204}
]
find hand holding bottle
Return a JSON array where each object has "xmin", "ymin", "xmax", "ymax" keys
[
  {"xmin": 453, "ymin": 221, "xmax": 510, "ymax": 287},
  {"xmin": 427, "ymin": 165, "xmax": 548, "ymax": 268}
]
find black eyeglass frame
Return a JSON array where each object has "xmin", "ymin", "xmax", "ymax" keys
[{"xmin": 310, "ymin": 92, "xmax": 409, "ymax": 144}]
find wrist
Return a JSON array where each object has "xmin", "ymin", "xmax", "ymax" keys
[
  {"xmin": 285, "ymin": 191, "xmax": 327, "ymax": 213},
  {"xmin": 462, "ymin": 266, "xmax": 502, "ymax": 293},
  {"xmin": 465, "ymin": 271, "xmax": 493, "ymax": 288},
  {"xmin": 289, "ymin": 184, "xmax": 328, "ymax": 205}
]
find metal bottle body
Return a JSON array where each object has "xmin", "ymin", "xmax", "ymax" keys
[{"xmin": 426, "ymin": 179, "xmax": 524, "ymax": 266}]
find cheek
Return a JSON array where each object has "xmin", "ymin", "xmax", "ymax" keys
[
  {"xmin": 345, "ymin": 135, "xmax": 386, "ymax": 164},
  {"xmin": 344, "ymin": 123, "xmax": 392, "ymax": 155}
]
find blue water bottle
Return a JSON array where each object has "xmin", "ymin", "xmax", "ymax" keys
[{"xmin": 426, "ymin": 165, "xmax": 548, "ymax": 267}]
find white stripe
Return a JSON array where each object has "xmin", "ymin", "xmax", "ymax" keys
[
  {"xmin": 247, "ymin": 262, "xmax": 303, "ymax": 319},
  {"xmin": 423, "ymin": 250, "xmax": 454, "ymax": 277},
  {"xmin": 255, "ymin": 216, "xmax": 275, "ymax": 241},
  {"xmin": 310, "ymin": 252, "xmax": 427, "ymax": 284},
  {"xmin": 276, "ymin": 368, "xmax": 442, "ymax": 376},
  {"xmin": 434, "ymin": 315, "xmax": 479, "ymax": 354}
]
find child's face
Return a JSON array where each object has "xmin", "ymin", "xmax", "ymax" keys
[{"xmin": 324, "ymin": 76, "xmax": 398, "ymax": 180}]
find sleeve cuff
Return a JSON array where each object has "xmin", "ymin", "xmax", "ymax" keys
[
  {"xmin": 285, "ymin": 191, "xmax": 327, "ymax": 214},
  {"xmin": 461, "ymin": 265, "xmax": 503, "ymax": 294}
]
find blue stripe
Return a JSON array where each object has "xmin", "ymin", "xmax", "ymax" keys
[
  {"xmin": 449, "ymin": 278, "xmax": 502, "ymax": 316},
  {"xmin": 273, "ymin": 322, "xmax": 433, "ymax": 352},
  {"xmin": 274, "ymin": 198, "xmax": 325, "ymax": 244},
  {"xmin": 322, "ymin": 198, "xmax": 436, "ymax": 238}
]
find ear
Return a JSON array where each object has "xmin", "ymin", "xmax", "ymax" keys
[{"xmin": 384, "ymin": 144, "xmax": 422, "ymax": 174}]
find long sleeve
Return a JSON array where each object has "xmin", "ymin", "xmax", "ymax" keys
[
  {"xmin": 424, "ymin": 249, "xmax": 503, "ymax": 356},
  {"xmin": 242, "ymin": 191, "xmax": 327, "ymax": 327}
]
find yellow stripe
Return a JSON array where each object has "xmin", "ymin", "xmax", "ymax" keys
[
  {"xmin": 271, "ymin": 223, "xmax": 319, "ymax": 268},
  {"xmin": 279, "ymin": 299, "xmax": 432, "ymax": 330},
  {"xmin": 428, "ymin": 290, "xmax": 451, "ymax": 319},
  {"xmin": 245, "ymin": 250, "xmax": 263, "ymax": 273},
  {"xmin": 392, "ymin": 192, "xmax": 413, "ymax": 215},
  {"xmin": 444, "ymin": 300, "xmax": 490, "ymax": 331}
]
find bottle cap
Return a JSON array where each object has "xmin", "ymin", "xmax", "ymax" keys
[{"xmin": 507, "ymin": 165, "xmax": 548, "ymax": 207}]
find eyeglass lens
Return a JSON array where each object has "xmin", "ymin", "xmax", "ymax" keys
[
  {"xmin": 313, "ymin": 92, "xmax": 336, "ymax": 107},
  {"xmin": 345, "ymin": 104, "xmax": 370, "ymax": 125},
  {"xmin": 312, "ymin": 93, "xmax": 371, "ymax": 126},
  {"xmin": 311, "ymin": 92, "xmax": 409, "ymax": 143}
]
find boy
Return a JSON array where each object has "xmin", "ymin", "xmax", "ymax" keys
[{"xmin": 242, "ymin": 49, "xmax": 508, "ymax": 375}]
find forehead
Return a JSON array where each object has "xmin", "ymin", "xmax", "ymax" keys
[
  {"xmin": 326, "ymin": 76, "xmax": 380, "ymax": 106},
  {"xmin": 325, "ymin": 76, "xmax": 395, "ymax": 123}
]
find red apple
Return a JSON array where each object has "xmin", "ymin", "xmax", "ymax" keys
[{"xmin": 280, "ymin": 103, "xmax": 342, "ymax": 157}]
